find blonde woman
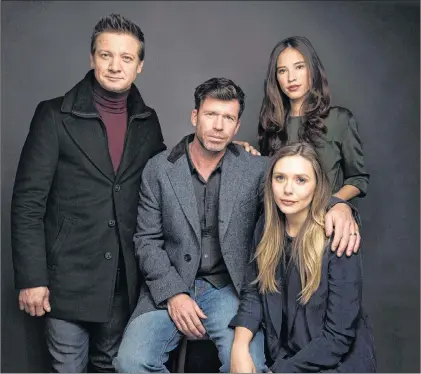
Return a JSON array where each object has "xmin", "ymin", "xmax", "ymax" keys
[{"xmin": 229, "ymin": 143, "xmax": 376, "ymax": 372}]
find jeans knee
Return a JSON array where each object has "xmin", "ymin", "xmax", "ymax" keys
[
  {"xmin": 113, "ymin": 350, "xmax": 134, "ymax": 373},
  {"xmin": 113, "ymin": 351, "xmax": 146, "ymax": 373},
  {"xmin": 114, "ymin": 345, "xmax": 166, "ymax": 373},
  {"xmin": 114, "ymin": 311, "xmax": 179, "ymax": 373}
]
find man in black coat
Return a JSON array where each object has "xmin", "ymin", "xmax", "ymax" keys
[{"xmin": 11, "ymin": 13, "xmax": 166, "ymax": 372}]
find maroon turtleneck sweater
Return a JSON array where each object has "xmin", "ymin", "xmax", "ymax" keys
[{"xmin": 93, "ymin": 79, "xmax": 129, "ymax": 173}]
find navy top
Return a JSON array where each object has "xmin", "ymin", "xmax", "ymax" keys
[{"xmin": 279, "ymin": 235, "xmax": 313, "ymax": 357}]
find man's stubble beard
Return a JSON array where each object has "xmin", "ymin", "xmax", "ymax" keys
[{"xmin": 196, "ymin": 132, "xmax": 228, "ymax": 154}]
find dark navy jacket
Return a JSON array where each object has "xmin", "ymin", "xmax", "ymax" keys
[{"xmin": 230, "ymin": 216, "xmax": 376, "ymax": 372}]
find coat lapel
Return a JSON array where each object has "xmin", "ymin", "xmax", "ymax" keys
[
  {"xmin": 218, "ymin": 149, "xmax": 244, "ymax": 242},
  {"xmin": 167, "ymin": 157, "xmax": 201, "ymax": 245},
  {"xmin": 63, "ymin": 116, "xmax": 115, "ymax": 182},
  {"xmin": 115, "ymin": 112, "xmax": 151, "ymax": 180},
  {"xmin": 61, "ymin": 71, "xmax": 115, "ymax": 182},
  {"xmin": 61, "ymin": 69, "xmax": 154, "ymax": 183},
  {"xmin": 115, "ymin": 87, "xmax": 152, "ymax": 179}
]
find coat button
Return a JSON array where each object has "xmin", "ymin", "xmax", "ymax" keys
[
  {"xmin": 104, "ymin": 252, "xmax": 112, "ymax": 260},
  {"xmin": 184, "ymin": 254, "xmax": 191, "ymax": 262},
  {"xmin": 108, "ymin": 220, "xmax": 116, "ymax": 227},
  {"xmin": 114, "ymin": 184, "xmax": 121, "ymax": 192}
]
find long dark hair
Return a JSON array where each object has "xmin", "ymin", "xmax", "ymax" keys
[{"xmin": 258, "ymin": 36, "xmax": 331, "ymax": 156}]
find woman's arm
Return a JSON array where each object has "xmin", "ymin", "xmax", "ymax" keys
[
  {"xmin": 333, "ymin": 184, "xmax": 361, "ymax": 201},
  {"xmin": 271, "ymin": 250, "xmax": 363, "ymax": 373},
  {"xmin": 229, "ymin": 216, "xmax": 265, "ymax": 333},
  {"xmin": 229, "ymin": 250, "xmax": 262, "ymax": 374},
  {"xmin": 228, "ymin": 243, "xmax": 263, "ymax": 334},
  {"xmin": 231, "ymin": 327, "xmax": 257, "ymax": 373},
  {"xmin": 229, "ymin": 217, "xmax": 265, "ymax": 372},
  {"xmin": 338, "ymin": 114, "xmax": 370, "ymax": 198}
]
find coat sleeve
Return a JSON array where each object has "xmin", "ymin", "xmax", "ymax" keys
[
  {"xmin": 229, "ymin": 216, "xmax": 265, "ymax": 335},
  {"xmin": 134, "ymin": 161, "xmax": 189, "ymax": 307},
  {"xmin": 271, "ymin": 251, "xmax": 363, "ymax": 372},
  {"xmin": 11, "ymin": 101, "xmax": 59, "ymax": 289},
  {"xmin": 341, "ymin": 114, "xmax": 370, "ymax": 197}
]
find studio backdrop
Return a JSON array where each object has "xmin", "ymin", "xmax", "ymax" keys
[{"xmin": 1, "ymin": 1, "xmax": 419, "ymax": 372}]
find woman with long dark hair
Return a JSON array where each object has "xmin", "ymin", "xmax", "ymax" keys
[
  {"xmin": 257, "ymin": 36, "xmax": 369, "ymax": 201},
  {"xmin": 229, "ymin": 143, "xmax": 376, "ymax": 372}
]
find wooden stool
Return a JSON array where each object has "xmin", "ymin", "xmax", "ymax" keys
[
  {"xmin": 174, "ymin": 336, "xmax": 189, "ymax": 373},
  {"xmin": 173, "ymin": 335, "xmax": 220, "ymax": 373}
]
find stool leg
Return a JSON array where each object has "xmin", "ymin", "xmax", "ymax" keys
[{"xmin": 176, "ymin": 337, "xmax": 188, "ymax": 373}]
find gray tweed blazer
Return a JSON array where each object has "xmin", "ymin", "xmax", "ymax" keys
[{"xmin": 130, "ymin": 134, "xmax": 269, "ymax": 321}]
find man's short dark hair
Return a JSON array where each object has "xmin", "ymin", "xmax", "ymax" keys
[
  {"xmin": 194, "ymin": 78, "xmax": 246, "ymax": 118},
  {"xmin": 91, "ymin": 13, "xmax": 145, "ymax": 61}
]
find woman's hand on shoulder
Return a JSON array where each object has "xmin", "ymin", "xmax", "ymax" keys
[{"xmin": 233, "ymin": 140, "xmax": 261, "ymax": 156}]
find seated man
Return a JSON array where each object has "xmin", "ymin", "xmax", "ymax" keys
[{"xmin": 114, "ymin": 77, "xmax": 359, "ymax": 373}]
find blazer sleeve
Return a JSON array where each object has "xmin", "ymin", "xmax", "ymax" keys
[
  {"xmin": 341, "ymin": 114, "xmax": 370, "ymax": 197},
  {"xmin": 271, "ymin": 250, "xmax": 363, "ymax": 372},
  {"xmin": 134, "ymin": 161, "xmax": 189, "ymax": 307},
  {"xmin": 229, "ymin": 216, "xmax": 265, "ymax": 335},
  {"xmin": 11, "ymin": 101, "xmax": 59, "ymax": 289}
]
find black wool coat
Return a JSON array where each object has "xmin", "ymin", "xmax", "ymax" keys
[{"xmin": 11, "ymin": 70, "xmax": 166, "ymax": 322}]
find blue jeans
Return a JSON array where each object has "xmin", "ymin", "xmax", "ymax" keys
[{"xmin": 114, "ymin": 279, "xmax": 266, "ymax": 373}]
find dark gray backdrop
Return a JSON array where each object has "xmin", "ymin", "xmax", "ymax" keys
[{"xmin": 1, "ymin": 1, "xmax": 419, "ymax": 372}]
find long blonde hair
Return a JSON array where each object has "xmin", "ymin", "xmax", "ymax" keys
[{"xmin": 254, "ymin": 143, "xmax": 331, "ymax": 304}]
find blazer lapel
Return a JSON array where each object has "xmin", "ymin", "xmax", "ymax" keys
[
  {"xmin": 115, "ymin": 112, "xmax": 151, "ymax": 180},
  {"xmin": 63, "ymin": 116, "xmax": 115, "ymax": 182},
  {"xmin": 167, "ymin": 156, "xmax": 201, "ymax": 245},
  {"xmin": 218, "ymin": 150, "xmax": 245, "ymax": 242}
]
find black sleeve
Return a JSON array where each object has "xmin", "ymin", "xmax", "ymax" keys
[
  {"xmin": 341, "ymin": 115, "xmax": 369, "ymax": 197},
  {"xmin": 229, "ymin": 216, "xmax": 265, "ymax": 335},
  {"xmin": 11, "ymin": 101, "xmax": 59, "ymax": 289}
]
